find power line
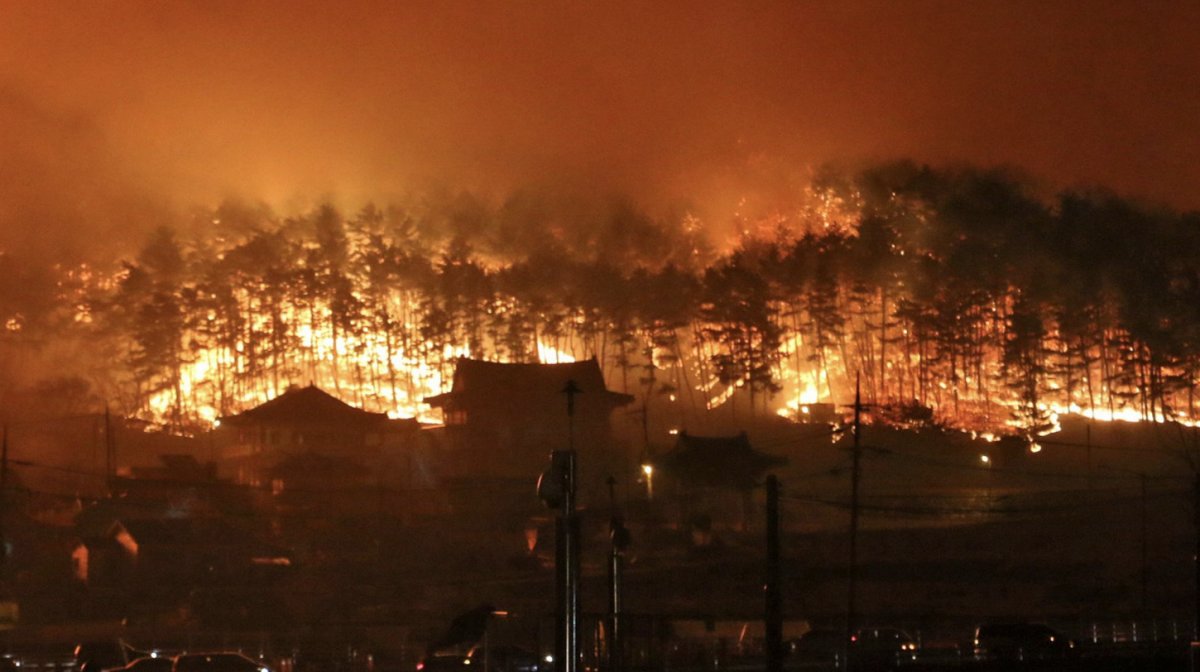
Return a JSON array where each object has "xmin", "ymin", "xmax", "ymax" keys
[
  {"xmin": 862, "ymin": 446, "xmax": 1190, "ymax": 482},
  {"xmin": 781, "ymin": 487, "xmax": 1185, "ymax": 518}
]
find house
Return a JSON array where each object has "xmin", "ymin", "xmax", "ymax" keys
[
  {"xmin": 214, "ymin": 384, "xmax": 428, "ymax": 489},
  {"xmin": 425, "ymin": 358, "xmax": 635, "ymax": 487},
  {"xmin": 74, "ymin": 453, "xmax": 276, "ymax": 597},
  {"xmin": 72, "ymin": 514, "xmax": 291, "ymax": 623},
  {"xmin": 212, "ymin": 384, "xmax": 446, "ymax": 537},
  {"xmin": 217, "ymin": 384, "xmax": 401, "ymax": 458}
]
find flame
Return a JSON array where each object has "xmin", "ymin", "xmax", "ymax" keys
[
  {"xmin": 537, "ymin": 342, "xmax": 576, "ymax": 364},
  {"xmin": 128, "ymin": 289, "xmax": 1200, "ymax": 434},
  {"xmin": 707, "ymin": 383, "xmax": 737, "ymax": 410},
  {"xmin": 138, "ymin": 284, "xmax": 584, "ymax": 427},
  {"xmin": 56, "ymin": 230, "xmax": 1200, "ymax": 437},
  {"xmin": 1048, "ymin": 401, "xmax": 1199, "ymax": 427},
  {"xmin": 143, "ymin": 289, "xmax": 476, "ymax": 426},
  {"xmin": 772, "ymin": 332, "xmax": 825, "ymax": 419},
  {"xmin": 777, "ymin": 381, "xmax": 820, "ymax": 419}
]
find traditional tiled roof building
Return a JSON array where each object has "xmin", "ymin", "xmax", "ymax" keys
[
  {"xmin": 426, "ymin": 357, "xmax": 634, "ymax": 496},
  {"xmin": 652, "ymin": 431, "xmax": 786, "ymax": 531},
  {"xmin": 215, "ymin": 384, "xmax": 430, "ymax": 497},
  {"xmin": 217, "ymin": 384, "xmax": 407, "ymax": 457}
]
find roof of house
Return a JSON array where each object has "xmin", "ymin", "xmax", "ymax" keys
[
  {"xmin": 653, "ymin": 431, "xmax": 786, "ymax": 490},
  {"xmin": 219, "ymin": 384, "xmax": 391, "ymax": 429},
  {"xmin": 425, "ymin": 357, "xmax": 634, "ymax": 409}
]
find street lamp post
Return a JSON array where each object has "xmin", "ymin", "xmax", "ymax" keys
[
  {"xmin": 1098, "ymin": 464, "xmax": 1150, "ymax": 612},
  {"xmin": 845, "ymin": 376, "xmax": 863, "ymax": 665},
  {"xmin": 537, "ymin": 380, "xmax": 583, "ymax": 672},
  {"xmin": 980, "ymin": 454, "xmax": 993, "ymax": 511},
  {"xmin": 641, "ymin": 463, "xmax": 654, "ymax": 500}
]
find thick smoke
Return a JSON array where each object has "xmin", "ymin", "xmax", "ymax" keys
[
  {"xmin": 1, "ymin": 0, "xmax": 1196, "ymax": 257},
  {"xmin": 0, "ymin": 87, "xmax": 173, "ymax": 262}
]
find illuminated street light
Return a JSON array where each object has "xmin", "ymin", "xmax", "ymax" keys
[
  {"xmin": 641, "ymin": 464, "xmax": 654, "ymax": 500},
  {"xmin": 980, "ymin": 454, "xmax": 993, "ymax": 510}
]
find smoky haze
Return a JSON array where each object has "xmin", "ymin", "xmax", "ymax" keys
[{"xmin": 1, "ymin": 0, "xmax": 1198, "ymax": 259}]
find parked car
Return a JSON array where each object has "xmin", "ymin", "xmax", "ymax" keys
[
  {"xmin": 75, "ymin": 642, "xmax": 132, "ymax": 672},
  {"xmin": 849, "ymin": 627, "xmax": 918, "ymax": 669},
  {"xmin": 415, "ymin": 652, "xmax": 471, "ymax": 672},
  {"xmin": 972, "ymin": 623, "xmax": 1075, "ymax": 662},
  {"xmin": 787, "ymin": 629, "xmax": 845, "ymax": 668},
  {"xmin": 172, "ymin": 653, "xmax": 269, "ymax": 672},
  {"xmin": 416, "ymin": 646, "xmax": 540, "ymax": 672},
  {"xmin": 105, "ymin": 657, "xmax": 175, "ymax": 672},
  {"xmin": 467, "ymin": 646, "xmax": 540, "ymax": 672}
]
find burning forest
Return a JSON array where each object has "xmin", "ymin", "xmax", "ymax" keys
[
  {"xmin": 3, "ymin": 3, "xmax": 1200, "ymax": 658},
  {"xmin": 3, "ymin": 161, "xmax": 1199, "ymax": 438}
]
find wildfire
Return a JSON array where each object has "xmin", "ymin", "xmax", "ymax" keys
[
  {"xmin": 129, "ymin": 280, "xmax": 1200, "ymax": 434},
  {"xmin": 139, "ymin": 285, "xmax": 587, "ymax": 428},
  {"xmin": 775, "ymin": 333, "xmax": 826, "ymax": 420},
  {"xmin": 537, "ymin": 342, "xmax": 576, "ymax": 364},
  {"xmin": 43, "ymin": 184, "xmax": 1200, "ymax": 439},
  {"xmin": 140, "ymin": 288, "xmax": 475, "ymax": 426}
]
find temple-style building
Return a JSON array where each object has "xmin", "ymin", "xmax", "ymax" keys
[
  {"xmin": 426, "ymin": 357, "xmax": 634, "ymax": 502},
  {"xmin": 652, "ymin": 431, "xmax": 786, "ymax": 531}
]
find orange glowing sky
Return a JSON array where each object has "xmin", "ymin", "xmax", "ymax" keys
[{"xmin": 1, "ymin": 1, "xmax": 1197, "ymax": 257}]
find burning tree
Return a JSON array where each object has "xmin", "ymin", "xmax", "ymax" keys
[{"xmin": 2, "ymin": 161, "xmax": 1198, "ymax": 437}]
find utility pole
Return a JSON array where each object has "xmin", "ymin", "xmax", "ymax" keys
[
  {"xmin": 607, "ymin": 477, "xmax": 629, "ymax": 672},
  {"xmin": 564, "ymin": 379, "xmax": 580, "ymax": 452},
  {"xmin": 1, "ymin": 425, "xmax": 7, "ymax": 573},
  {"xmin": 845, "ymin": 374, "xmax": 862, "ymax": 662},
  {"xmin": 539, "ymin": 450, "xmax": 579, "ymax": 672},
  {"xmin": 1194, "ymin": 470, "xmax": 1199, "ymax": 641},
  {"xmin": 1139, "ymin": 471, "xmax": 1148, "ymax": 612},
  {"xmin": 1100, "ymin": 463, "xmax": 1151, "ymax": 613},
  {"xmin": 537, "ymin": 379, "xmax": 582, "ymax": 672},
  {"xmin": 764, "ymin": 475, "xmax": 783, "ymax": 672},
  {"xmin": 104, "ymin": 406, "xmax": 116, "ymax": 494},
  {"xmin": 641, "ymin": 365, "xmax": 655, "ymax": 457},
  {"xmin": 1086, "ymin": 422, "xmax": 1093, "ymax": 491},
  {"xmin": 563, "ymin": 379, "xmax": 581, "ymax": 672}
]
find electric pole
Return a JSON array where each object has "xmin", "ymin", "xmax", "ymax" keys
[
  {"xmin": 607, "ymin": 477, "xmax": 629, "ymax": 672},
  {"xmin": 539, "ymin": 450, "xmax": 579, "ymax": 672},
  {"xmin": 1139, "ymin": 471, "xmax": 1147, "ymax": 612},
  {"xmin": 765, "ymin": 475, "xmax": 783, "ymax": 672},
  {"xmin": 845, "ymin": 374, "xmax": 862, "ymax": 661},
  {"xmin": 1194, "ymin": 470, "xmax": 1199, "ymax": 641},
  {"xmin": 1, "ymin": 425, "xmax": 7, "ymax": 574},
  {"xmin": 538, "ymin": 379, "xmax": 581, "ymax": 672},
  {"xmin": 104, "ymin": 406, "xmax": 116, "ymax": 494}
]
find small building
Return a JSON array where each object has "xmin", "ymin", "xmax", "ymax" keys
[
  {"xmin": 217, "ymin": 384, "xmax": 401, "ymax": 458},
  {"xmin": 212, "ymin": 384, "xmax": 443, "ymax": 535},
  {"xmin": 214, "ymin": 384, "xmax": 427, "ymax": 488},
  {"xmin": 73, "ymin": 514, "xmax": 291, "ymax": 623},
  {"xmin": 426, "ymin": 357, "xmax": 634, "ymax": 481},
  {"xmin": 652, "ymin": 431, "xmax": 786, "ymax": 531}
]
